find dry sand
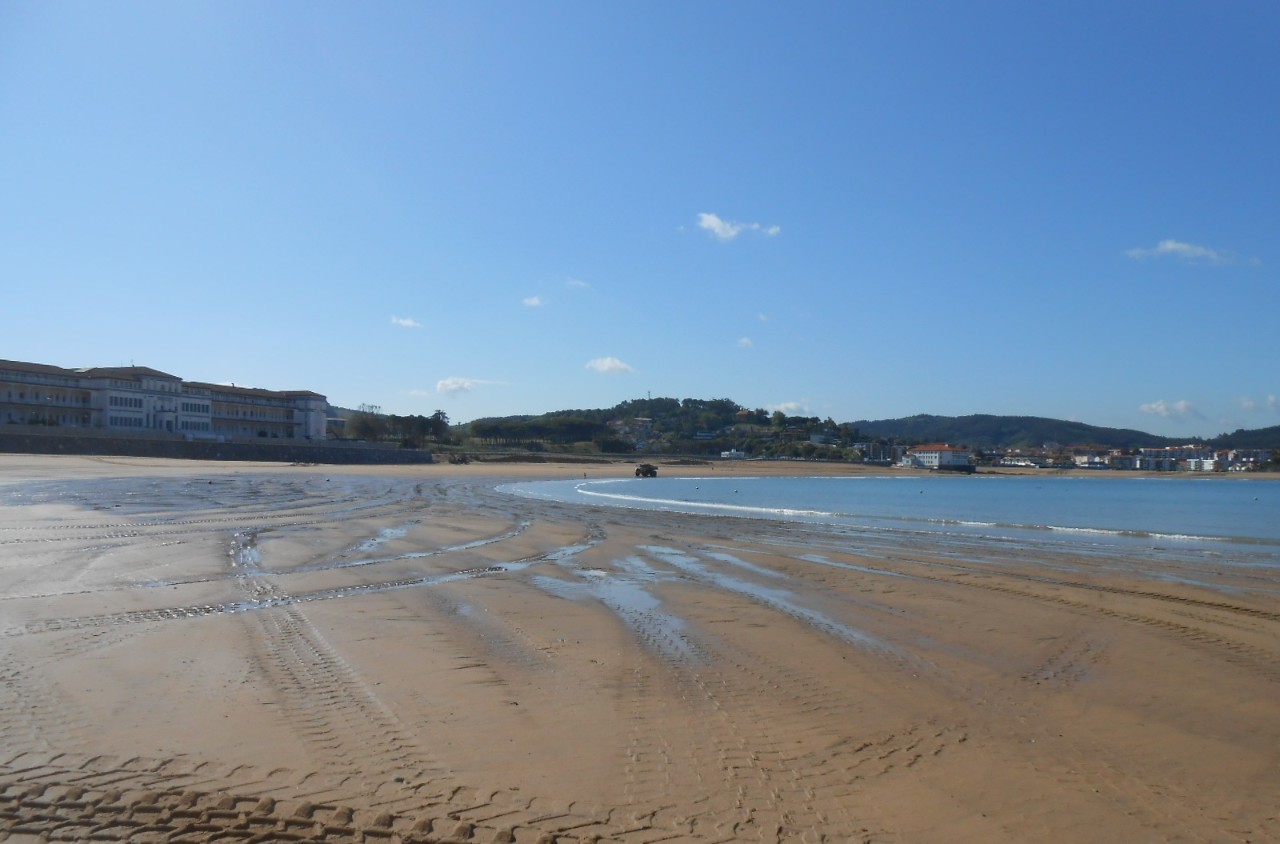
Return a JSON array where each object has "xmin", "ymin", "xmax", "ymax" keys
[{"xmin": 0, "ymin": 454, "xmax": 1276, "ymax": 843}]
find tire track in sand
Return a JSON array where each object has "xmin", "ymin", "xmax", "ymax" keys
[
  {"xmin": 229, "ymin": 539, "xmax": 449, "ymax": 810},
  {"xmin": 609, "ymin": 543, "xmax": 960, "ymax": 842},
  {"xmin": 0, "ymin": 751, "xmax": 625, "ymax": 843}
]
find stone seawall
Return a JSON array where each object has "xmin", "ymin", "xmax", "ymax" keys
[{"xmin": 0, "ymin": 430, "xmax": 434, "ymax": 465}]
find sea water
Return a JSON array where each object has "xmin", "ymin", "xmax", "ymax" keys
[{"xmin": 502, "ymin": 473, "xmax": 1280, "ymax": 572}]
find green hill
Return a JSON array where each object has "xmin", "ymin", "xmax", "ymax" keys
[
  {"xmin": 343, "ymin": 397, "xmax": 1278, "ymax": 453},
  {"xmin": 1208, "ymin": 424, "xmax": 1280, "ymax": 450},
  {"xmin": 845, "ymin": 414, "xmax": 1189, "ymax": 450}
]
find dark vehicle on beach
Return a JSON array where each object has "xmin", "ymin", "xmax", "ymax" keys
[{"xmin": 635, "ymin": 463, "xmax": 658, "ymax": 477}]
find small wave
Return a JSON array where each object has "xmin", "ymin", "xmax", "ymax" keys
[
  {"xmin": 575, "ymin": 486, "xmax": 844, "ymax": 520},
  {"xmin": 1006, "ymin": 522, "xmax": 1228, "ymax": 544}
]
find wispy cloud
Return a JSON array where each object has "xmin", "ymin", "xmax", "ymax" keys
[
  {"xmin": 697, "ymin": 212, "xmax": 781, "ymax": 241},
  {"xmin": 1139, "ymin": 399, "xmax": 1203, "ymax": 419},
  {"xmin": 1241, "ymin": 395, "xmax": 1279, "ymax": 414},
  {"xmin": 737, "ymin": 337, "xmax": 753, "ymax": 348},
  {"xmin": 585, "ymin": 356, "xmax": 633, "ymax": 374},
  {"xmin": 1125, "ymin": 239, "xmax": 1229, "ymax": 263},
  {"xmin": 767, "ymin": 401, "xmax": 808, "ymax": 415},
  {"xmin": 524, "ymin": 278, "xmax": 589, "ymax": 307},
  {"xmin": 391, "ymin": 315, "xmax": 421, "ymax": 328},
  {"xmin": 437, "ymin": 377, "xmax": 503, "ymax": 395}
]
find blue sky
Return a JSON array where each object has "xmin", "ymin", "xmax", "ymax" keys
[{"xmin": 2, "ymin": 2, "xmax": 1277, "ymax": 438}]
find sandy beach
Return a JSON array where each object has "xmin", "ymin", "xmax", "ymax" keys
[{"xmin": 0, "ymin": 454, "xmax": 1276, "ymax": 843}]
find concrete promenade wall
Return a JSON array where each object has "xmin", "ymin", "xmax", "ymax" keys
[{"xmin": 0, "ymin": 428, "xmax": 434, "ymax": 465}]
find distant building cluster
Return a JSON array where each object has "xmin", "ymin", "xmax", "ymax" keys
[
  {"xmin": 1, "ymin": 359, "xmax": 327, "ymax": 441},
  {"xmin": 607, "ymin": 416, "xmax": 655, "ymax": 449},
  {"xmin": 893, "ymin": 442, "xmax": 1271, "ymax": 473},
  {"xmin": 995, "ymin": 445, "xmax": 1271, "ymax": 473}
]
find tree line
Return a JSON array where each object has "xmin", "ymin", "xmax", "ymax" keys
[{"xmin": 343, "ymin": 405, "xmax": 451, "ymax": 448}]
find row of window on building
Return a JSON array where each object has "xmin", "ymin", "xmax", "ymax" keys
[
  {"xmin": 107, "ymin": 415, "xmax": 146, "ymax": 428},
  {"xmin": 5, "ymin": 390, "xmax": 90, "ymax": 405},
  {"xmin": 5, "ymin": 412, "xmax": 90, "ymax": 425},
  {"xmin": 1, "ymin": 359, "xmax": 328, "ymax": 441}
]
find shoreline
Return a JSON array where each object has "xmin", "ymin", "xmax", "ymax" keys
[
  {"xmin": 3, "ymin": 451, "xmax": 1275, "ymax": 482},
  {"xmin": 1, "ymin": 454, "xmax": 1277, "ymax": 843}
]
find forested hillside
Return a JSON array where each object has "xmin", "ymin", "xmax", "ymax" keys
[
  {"xmin": 333, "ymin": 399, "xmax": 1278, "ymax": 453},
  {"xmin": 845, "ymin": 414, "xmax": 1183, "ymax": 450}
]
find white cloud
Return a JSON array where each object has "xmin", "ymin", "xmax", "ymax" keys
[
  {"xmin": 391, "ymin": 315, "xmax": 421, "ymax": 328},
  {"xmin": 523, "ymin": 296, "xmax": 544, "ymax": 307},
  {"xmin": 565, "ymin": 277, "xmax": 590, "ymax": 289},
  {"xmin": 757, "ymin": 312, "xmax": 769, "ymax": 322},
  {"xmin": 737, "ymin": 337, "xmax": 753, "ymax": 348},
  {"xmin": 766, "ymin": 401, "xmax": 807, "ymax": 415},
  {"xmin": 585, "ymin": 356, "xmax": 633, "ymax": 374},
  {"xmin": 697, "ymin": 213, "xmax": 741, "ymax": 240},
  {"xmin": 1139, "ymin": 399, "xmax": 1202, "ymax": 419},
  {"xmin": 1239, "ymin": 396, "xmax": 1258, "ymax": 412},
  {"xmin": 1125, "ymin": 239, "xmax": 1228, "ymax": 263},
  {"xmin": 1269, "ymin": 395, "xmax": 1279, "ymax": 412},
  {"xmin": 437, "ymin": 377, "xmax": 503, "ymax": 395},
  {"xmin": 697, "ymin": 212, "xmax": 781, "ymax": 241}
]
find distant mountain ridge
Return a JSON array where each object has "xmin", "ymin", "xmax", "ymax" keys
[
  {"xmin": 847, "ymin": 414, "xmax": 1280, "ymax": 451},
  {"xmin": 845, "ymin": 414, "xmax": 1185, "ymax": 450},
  {"xmin": 334, "ymin": 401, "xmax": 1279, "ymax": 451},
  {"xmin": 1207, "ymin": 424, "xmax": 1280, "ymax": 450}
]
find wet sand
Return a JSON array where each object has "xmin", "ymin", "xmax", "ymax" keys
[{"xmin": 0, "ymin": 454, "xmax": 1277, "ymax": 843}]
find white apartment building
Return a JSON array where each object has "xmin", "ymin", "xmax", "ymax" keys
[
  {"xmin": 0, "ymin": 359, "xmax": 326, "ymax": 441},
  {"xmin": 899, "ymin": 443, "xmax": 972, "ymax": 469},
  {"xmin": 1135, "ymin": 445, "xmax": 1215, "ymax": 472}
]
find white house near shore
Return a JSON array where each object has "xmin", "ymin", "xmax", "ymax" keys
[{"xmin": 898, "ymin": 443, "xmax": 972, "ymax": 469}]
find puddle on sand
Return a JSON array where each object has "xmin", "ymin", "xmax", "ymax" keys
[
  {"xmin": 642, "ymin": 545, "xmax": 895, "ymax": 655},
  {"xmin": 288, "ymin": 521, "xmax": 533, "ymax": 574},
  {"xmin": 355, "ymin": 522, "xmax": 416, "ymax": 552},
  {"xmin": 229, "ymin": 530, "xmax": 262, "ymax": 569},
  {"xmin": 531, "ymin": 556, "xmax": 695, "ymax": 660},
  {"xmin": 698, "ymin": 549, "xmax": 788, "ymax": 579},
  {"xmin": 798, "ymin": 553, "xmax": 913, "ymax": 579}
]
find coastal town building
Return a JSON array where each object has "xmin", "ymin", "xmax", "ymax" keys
[
  {"xmin": 1009, "ymin": 445, "xmax": 1271, "ymax": 472},
  {"xmin": 1135, "ymin": 445, "xmax": 1211, "ymax": 472},
  {"xmin": 0, "ymin": 359, "xmax": 326, "ymax": 441},
  {"xmin": 852, "ymin": 442, "xmax": 907, "ymax": 464},
  {"xmin": 899, "ymin": 443, "xmax": 973, "ymax": 470}
]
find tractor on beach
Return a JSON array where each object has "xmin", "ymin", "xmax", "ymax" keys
[{"xmin": 635, "ymin": 463, "xmax": 658, "ymax": 478}]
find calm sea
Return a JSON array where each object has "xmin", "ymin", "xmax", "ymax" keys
[{"xmin": 502, "ymin": 473, "xmax": 1280, "ymax": 571}]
